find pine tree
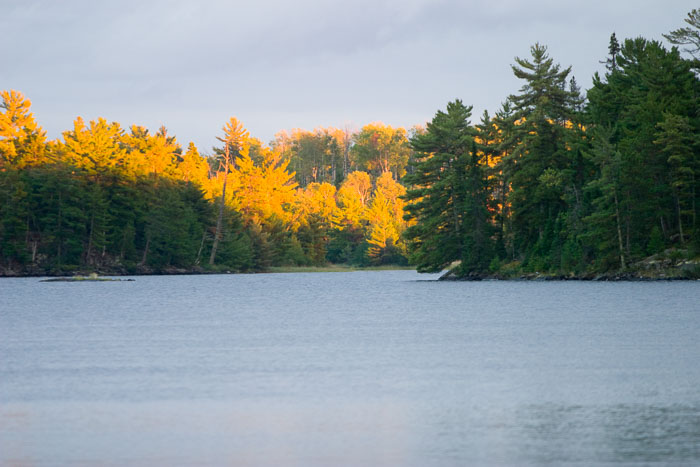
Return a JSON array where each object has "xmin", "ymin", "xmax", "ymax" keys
[
  {"xmin": 0, "ymin": 90, "xmax": 47, "ymax": 168},
  {"xmin": 209, "ymin": 118, "xmax": 249, "ymax": 266},
  {"xmin": 586, "ymin": 35, "xmax": 699, "ymax": 261},
  {"xmin": 403, "ymin": 100, "xmax": 493, "ymax": 274},
  {"xmin": 491, "ymin": 101, "xmax": 518, "ymax": 258},
  {"xmin": 655, "ymin": 113, "xmax": 697, "ymax": 244},
  {"xmin": 600, "ymin": 33, "xmax": 621, "ymax": 73},
  {"xmin": 58, "ymin": 117, "xmax": 127, "ymax": 179},
  {"xmin": 505, "ymin": 43, "xmax": 577, "ymax": 268},
  {"xmin": 582, "ymin": 127, "xmax": 628, "ymax": 270},
  {"xmin": 663, "ymin": 8, "xmax": 700, "ymax": 61}
]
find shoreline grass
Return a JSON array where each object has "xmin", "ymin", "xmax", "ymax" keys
[{"xmin": 266, "ymin": 265, "xmax": 415, "ymax": 273}]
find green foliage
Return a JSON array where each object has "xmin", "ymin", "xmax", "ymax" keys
[
  {"xmin": 0, "ymin": 164, "xmax": 256, "ymax": 274},
  {"xmin": 586, "ymin": 37, "xmax": 699, "ymax": 266},
  {"xmin": 647, "ymin": 226, "xmax": 665, "ymax": 255},
  {"xmin": 504, "ymin": 43, "xmax": 580, "ymax": 265},
  {"xmin": 663, "ymin": 8, "xmax": 700, "ymax": 60},
  {"xmin": 403, "ymin": 100, "xmax": 494, "ymax": 273},
  {"xmin": 326, "ymin": 226, "xmax": 364, "ymax": 265},
  {"xmin": 297, "ymin": 213, "xmax": 329, "ymax": 266}
]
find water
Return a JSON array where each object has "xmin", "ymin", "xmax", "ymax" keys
[{"xmin": 1, "ymin": 271, "xmax": 699, "ymax": 466}]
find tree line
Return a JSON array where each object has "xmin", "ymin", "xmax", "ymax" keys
[
  {"xmin": 0, "ymin": 93, "xmax": 412, "ymax": 274},
  {"xmin": 1, "ymin": 9, "xmax": 698, "ymax": 276},
  {"xmin": 404, "ymin": 11, "xmax": 700, "ymax": 277}
]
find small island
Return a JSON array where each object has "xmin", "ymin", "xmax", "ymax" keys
[{"xmin": 40, "ymin": 273, "xmax": 134, "ymax": 282}]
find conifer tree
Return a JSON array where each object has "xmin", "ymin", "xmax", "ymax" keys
[
  {"xmin": 505, "ymin": 43, "xmax": 577, "ymax": 268},
  {"xmin": 403, "ymin": 100, "xmax": 493, "ymax": 274},
  {"xmin": 58, "ymin": 117, "xmax": 127, "ymax": 179},
  {"xmin": 0, "ymin": 90, "xmax": 47, "ymax": 168},
  {"xmin": 491, "ymin": 101, "xmax": 518, "ymax": 258},
  {"xmin": 587, "ymin": 37, "xmax": 699, "ymax": 260},
  {"xmin": 582, "ymin": 126, "xmax": 628, "ymax": 270},
  {"xmin": 655, "ymin": 113, "xmax": 697, "ymax": 244},
  {"xmin": 209, "ymin": 118, "xmax": 249, "ymax": 265},
  {"xmin": 664, "ymin": 8, "xmax": 700, "ymax": 61},
  {"xmin": 600, "ymin": 33, "xmax": 621, "ymax": 72}
]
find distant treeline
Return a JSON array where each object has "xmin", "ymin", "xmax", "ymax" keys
[{"xmin": 1, "ymin": 10, "xmax": 699, "ymax": 276}]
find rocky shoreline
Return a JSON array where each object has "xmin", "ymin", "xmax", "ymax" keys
[
  {"xmin": 439, "ymin": 249, "xmax": 700, "ymax": 281},
  {"xmin": 438, "ymin": 271, "xmax": 697, "ymax": 281}
]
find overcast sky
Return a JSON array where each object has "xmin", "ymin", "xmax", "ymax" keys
[{"xmin": 2, "ymin": 0, "xmax": 696, "ymax": 153}]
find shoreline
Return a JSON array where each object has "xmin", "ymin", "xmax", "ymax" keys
[
  {"xmin": 0, "ymin": 264, "xmax": 416, "ymax": 278},
  {"xmin": 438, "ymin": 271, "xmax": 699, "ymax": 282},
  {"xmin": 1, "ymin": 268, "xmax": 697, "ymax": 281}
]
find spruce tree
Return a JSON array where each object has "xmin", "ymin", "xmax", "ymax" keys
[{"xmin": 600, "ymin": 33, "xmax": 621, "ymax": 73}]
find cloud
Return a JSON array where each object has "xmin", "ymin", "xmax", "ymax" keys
[{"xmin": 1, "ymin": 0, "xmax": 697, "ymax": 151}]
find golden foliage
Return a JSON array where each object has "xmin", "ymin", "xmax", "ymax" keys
[
  {"xmin": 0, "ymin": 90, "xmax": 47, "ymax": 167},
  {"xmin": 227, "ymin": 145, "xmax": 298, "ymax": 226},
  {"xmin": 366, "ymin": 172, "xmax": 407, "ymax": 259},
  {"xmin": 122, "ymin": 125, "xmax": 180, "ymax": 177},
  {"xmin": 177, "ymin": 142, "xmax": 210, "ymax": 185},
  {"xmin": 2, "ymin": 89, "xmax": 414, "ymax": 265},
  {"xmin": 336, "ymin": 171, "xmax": 371, "ymax": 227},
  {"xmin": 294, "ymin": 182, "xmax": 338, "ymax": 230},
  {"xmin": 58, "ymin": 117, "xmax": 128, "ymax": 175}
]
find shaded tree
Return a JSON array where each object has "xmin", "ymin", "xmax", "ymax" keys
[{"xmin": 403, "ymin": 100, "xmax": 493, "ymax": 274}]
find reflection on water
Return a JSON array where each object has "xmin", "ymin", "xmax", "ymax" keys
[{"xmin": 1, "ymin": 271, "xmax": 699, "ymax": 465}]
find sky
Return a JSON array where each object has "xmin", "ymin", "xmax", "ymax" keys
[{"xmin": 2, "ymin": 0, "xmax": 697, "ymax": 153}]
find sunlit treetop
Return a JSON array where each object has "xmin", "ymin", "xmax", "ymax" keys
[{"xmin": 0, "ymin": 90, "xmax": 47, "ymax": 167}]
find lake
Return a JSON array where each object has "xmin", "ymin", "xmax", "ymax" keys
[{"xmin": 1, "ymin": 271, "xmax": 699, "ymax": 466}]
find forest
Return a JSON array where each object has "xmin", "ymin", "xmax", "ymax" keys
[{"xmin": 1, "ymin": 10, "xmax": 699, "ymax": 277}]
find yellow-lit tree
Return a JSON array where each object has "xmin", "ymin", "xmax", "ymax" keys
[
  {"xmin": 0, "ymin": 90, "xmax": 47, "ymax": 168},
  {"xmin": 176, "ymin": 142, "xmax": 210, "ymax": 185},
  {"xmin": 229, "ymin": 145, "xmax": 297, "ymax": 227},
  {"xmin": 335, "ymin": 170, "xmax": 371, "ymax": 227},
  {"xmin": 351, "ymin": 123, "xmax": 410, "ymax": 179},
  {"xmin": 57, "ymin": 117, "xmax": 127, "ymax": 178},
  {"xmin": 123, "ymin": 125, "xmax": 180, "ymax": 178},
  {"xmin": 210, "ymin": 117, "xmax": 250, "ymax": 265},
  {"xmin": 366, "ymin": 172, "xmax": 407, "ymax": 262},
  {"xmin": 294, "ymin": 182, "xmax": 338, "ymax": 264}
]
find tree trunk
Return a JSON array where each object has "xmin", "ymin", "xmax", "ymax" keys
[
  {"xmin": 675, "ymin": 191, "xmax": 685, "ymax": 244},
  {"xmin": 139, "ymin": 234, "xmax": 150, "ymax": 267},
  {"xmin": 57, "ymin": 192, "xmax": 62, "ymax": 269},
  {"xmin": 660, "ymin": 215, "xmax": 668, "ymax": 238},
  {"xmin": 209, "ymin": 144, "xmax": 230, "ymax": 265},
  {"xmin": 331, "ymin": 157, "xmax": 336, "ymax": 185},
  {"xmin": 613, "ymin": 189, "xmax": 626, "ymax": 270},
  {"xmin": 195, "ymin": 228, "xmax": 207, "ymax": 265},
  {"xmin": 692, "ymin": 175, "xmax": 696, "ymax": 232},
  {"xmin": 624, "ymin": 190, "xmax": 631, "ymax": 257},
  {"xmin": 86, "ymin": 214, "xmax": 95, "ymax": 265},
  {"xmin": 343, "ymin": 126, "xmax": 351, "ymax": 178}
]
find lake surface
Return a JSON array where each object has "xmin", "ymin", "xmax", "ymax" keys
[{"xmin": 1, "ymin": 271, "xmax": 699, "ymax": 466}]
